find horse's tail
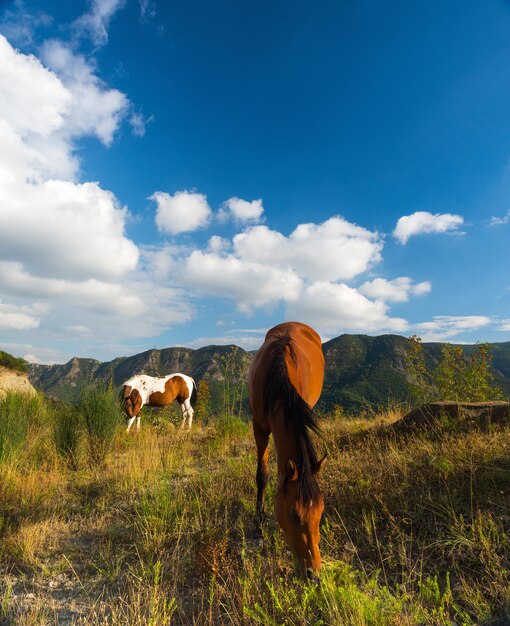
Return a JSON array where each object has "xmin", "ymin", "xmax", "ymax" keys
[
  {"xmin": 263, "ymin": 335, "xmax": 321, "ymax": 504},
  {"xmin": 190, "ymin": 379, "xmax": 197, "ymax": 407}
]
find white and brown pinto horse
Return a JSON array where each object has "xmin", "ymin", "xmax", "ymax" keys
[
  {"xmin": 120, "ymin": 373, "xmax": 197, "ymax": 432},
  {"xmin": 249, "ymin": 321, "xmax": 326, "ymax": 582}
]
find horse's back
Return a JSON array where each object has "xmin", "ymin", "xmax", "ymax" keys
[{"xmin": 249, "ymin": 322, "xmax": 324, "ymax": 429}]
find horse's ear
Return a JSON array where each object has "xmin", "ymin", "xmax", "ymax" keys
[
  {"xmin": 122, "ymin": 385, "xmax": 132, "ymax": 399},
  {"xmin": 311, "ymin": 453, "xmax": 327, "ymax": 476},
  {"xmin": 286, "ymin": 458, "xmax": 299, "ymax": 482}
]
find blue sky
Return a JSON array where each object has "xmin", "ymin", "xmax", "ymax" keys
[{"xmin": 1, "ymin": 0, "xmax": 510, "ymax": 364}]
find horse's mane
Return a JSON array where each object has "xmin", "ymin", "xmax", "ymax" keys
[{"xmin": 263, "ymin": 334, "xmax": 321, "ymax": 505}]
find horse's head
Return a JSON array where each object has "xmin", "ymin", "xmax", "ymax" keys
[
  {"xmin": 275, "ymin": 455, "xmax": 326, "ymax": 581},
  {"xmin": 120, "ymin": 385, "xmax": 142, "ymax": 420}
]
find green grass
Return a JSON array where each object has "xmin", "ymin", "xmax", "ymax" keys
[{"xmin": 0, "ymin": 391, "xmax": 509, "ymax": 624}]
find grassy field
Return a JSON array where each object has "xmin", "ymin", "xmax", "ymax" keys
[{"xmin": 0, "ymin": 392, "xmax": 509, "ymax": 625}]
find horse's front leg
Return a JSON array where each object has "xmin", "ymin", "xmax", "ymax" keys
[
  {"xmin": 254, "ymin": 421, "xmax": 270, "ymax": 521},
  {"xmin": 126, "ymin": 416, "xmax": 136, "ymax": 433},
  {"xmin": 136, "ymin": 414, "xmax": 141, "ymax": 431}
]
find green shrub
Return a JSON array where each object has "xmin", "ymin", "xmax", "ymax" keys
[
  {"xmin": 0, "ymin": 391, "xmax": 41, "ymax": 464},
  {"xmin": 0, "ymin": 350, "xmax": 28, "ymax": 373},
  {"xmin": 77, "ymin": 384, "xmax": 121, "ymax": 466},
  {"xmin": 52, "ymin": 403, "xmax": 82, "ymax": 470}
]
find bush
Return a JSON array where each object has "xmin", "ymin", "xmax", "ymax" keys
[
  {"xmin": 77, "ymin": 385, "xmax": 121, "ymax": 466},
  {"xmin": 0, "ymin": 391, "xmax": 41, "ymax": 464},
  {"xmin": 52, "ymin": 403, "xmax": 82, "ymax": 470},
  {"xmin": 0, "ymin": 350, "xmax": 28, "ymax": 373}
]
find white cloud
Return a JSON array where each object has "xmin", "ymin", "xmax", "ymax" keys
[
  {"xmin": 150, "ymin": 190, "xmax": 212, "ymax": 235},
  {"xmin": 208, "ymin": 235, "xmax": 230, "ymax": 253},
  {"xmin": 129, "ymin": 111, "xmax": 153, "ymax": 137},
  {"xmin": 359, "ymin": 277, "xmax": 431, "ymax": 302},
  {"xmin": 219, "ymin": 197, "xmax": 264, "ymax": 223},
  {"xmin": 496, "ymin": 319, "xmax": 510, "ymax": 332},
  {"xmin": 287, "ymin": 282, "xmax": 409, "ymax": 335},
  {"xmin": 393, "ymin": 211, "xmax": 464, "ymax": 244},
  {"xmin": 488, "ymin": 211, "xmax": 510, "ymax": 227},
  {"xmin": 0, "ymin": 182, "xmax": 138, "ymax": 281},
  {"xmin": 41, "ymin": 40, "xmax": 129, "ymax": 148},
  {"xmin": 0, "ymin": 37, "xmax": 137, "ymax": 282},
  {"xmin": 415, "ymin": 315, "xmax": 492, "ymax": 341},
  {"xmin": 0, "ymin": 301, "xmax": 42, "ymax": 330},
  {"xmin": 0, "ymin": 35, "xmax": 194, "ymax": 360},
  {"xmin": 234, "ymin": 217, "xmax": 383, "ymax": 282},
  {"xmin": 183, "ymin": 251, "xmax": 303, "ymax": 313},
  {"xmin": 72, "ymin": 0, "xmax": 126, "ymax": 47},
  {"xmin": 139, "ymin": 0, "xmax": 156, "ymax": 23},
  {"xmin": 177, "ymin": 215, "xmax": 433, "ymax": 335}
]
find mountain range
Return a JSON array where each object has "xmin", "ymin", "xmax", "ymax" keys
[{"xmin": 27, "ymin": 334, "xmax": 510, "ymax": 412}]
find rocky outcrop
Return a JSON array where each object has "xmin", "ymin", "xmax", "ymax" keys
[
  {"xmin": 390, "ymin": 402, "xmax": 510, "ymax": 434},
  {"xmin": 0, "ymin": 366, "xmax": 37, "ymax": 397}
]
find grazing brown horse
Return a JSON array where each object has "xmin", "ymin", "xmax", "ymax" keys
[{"xmin": 249, "ymin": 321, "xmax": 326, "ymax": 581}]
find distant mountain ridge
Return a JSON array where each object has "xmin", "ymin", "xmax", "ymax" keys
[{"xmin": 27, "ymin": 335, "xmax": 510, "ymax": 411}]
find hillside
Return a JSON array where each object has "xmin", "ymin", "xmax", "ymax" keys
[
  {"xmin": 27, "ymin": 334, "xmax": 510, "ymax": 410},
  {"xmin": 0, "ymin": 351, "xmax": 36, "ymax": 397}
]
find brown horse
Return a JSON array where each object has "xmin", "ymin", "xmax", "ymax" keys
[{"xmin": 249, "ymin": 321, "xmax": 326, "ymax": 581}]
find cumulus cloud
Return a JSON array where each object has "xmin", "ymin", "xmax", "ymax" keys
[
  {"xmin": 414, "ymin": 315, "xmax": 491, "ymax": 341},
  {"xmin": 359, "ymin": 277, "xmax": 431, "ymax": 302},
  {"xmin": 150, "ymin": 190, "xmax": 212, "ymax": 234},
  {"xmin": 0, "ymin": 262, "xmax": 145, "ymax": 316},
  {"xmin": 0, "ymin": 35, "xmax": 195, "ymax": 359},
  {"xmin": 72, "ymin": 0, "xmax": 126, "ymax": 47},
  {"xmin": 234, "ymin": 217, "xmax": 383, "ymax": 282},
  {"xmin": 179, "ymin": 216, "xmax": 413, "ymax": 334},
  {"xmin": 393, "ymin": 211, "xmax": 464, "ymax": 244},
  {"xmin": 287, "ymin": 282, "xmax": 409, "ymax": 335},
  {"xmin": 184, "ymin": 251, "xmax": 303, "ymax": 313},
  {"xmin": 41, "ymin": 40, "xmax": 129, "ymax": 148},
  {"xmin": 219, "ymin": 197, "xmax": 264, "ymax": 223},
  {"xmin": 0, "ymin": 302, "xmax": 42, "ymax": 330}
]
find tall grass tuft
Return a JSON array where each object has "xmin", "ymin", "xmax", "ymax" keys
[
  {"xmin": 77, "ymin": 384, "xmax": 121, "ymax": 466},
  {"xmin": 52, "ymin": 402, "xmax": 82, "ymax": 470},
  {"xmin": 0, "ymin": 391, "xmax": 41, "ymax": 465}
]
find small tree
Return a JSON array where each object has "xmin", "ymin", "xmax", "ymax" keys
[
  {"xmin": 433, "ymin": 343, "xmax": 467, "ymax": 401},
  {"xmin": 406, "ymin": 337, "xmax": 504, "ymax": 404},
  {"xmin": 194, "ymin": 379, "xmax": 211, "ymax": 423},
  {"xmin": 406, "ymin": 335, "xmax": 433, "ymax": 405},
  {"xmin": 464, "ymin": 343, "xmax": 505, "ymax": 402},
  {"xmin": 219, "ymin": 347, "xmax": 249, "ymax": 421}
]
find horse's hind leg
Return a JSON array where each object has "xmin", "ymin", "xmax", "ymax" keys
[
  {"xmin": 179, "ymin": 403, "xmax": 187, "ymax": 429},
  {"xmin": 183, "ymin": 399, "xmax": 193, "ymax": 429},
  {"xmin": 254, "ymin": 421, "xmax": 270, "ymax": 521}
]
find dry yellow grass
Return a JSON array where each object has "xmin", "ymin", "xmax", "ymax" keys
[{"xmin": 1, "ymin": 395, "xmax": 509, "ymax": 625}]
